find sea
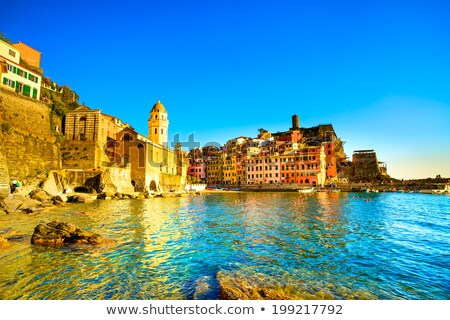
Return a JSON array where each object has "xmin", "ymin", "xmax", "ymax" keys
[{"xmin": 0, "ymin": 192, "xmax": 449, "ymax": 299}]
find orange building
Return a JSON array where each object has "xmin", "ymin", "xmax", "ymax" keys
[
  {"xmin": 13, "ymin": 42, "xmax": 42, "ymax": 69},
  {"xmin": 323, "ymin": 142, "xmax": 337, "ymax": 178},
  {"xmin": 280, "ymin": 146, "xmax": 326, "ymax": 186}
]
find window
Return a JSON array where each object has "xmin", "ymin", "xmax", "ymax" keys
[
  {"xmin": 7, "ymin": 64, "xmax": 12, "ymax": 72},
  {"xmin": 9, "ymin": 49, "xmax": 15, "ymax": 57},
  {"xmin": 154, "ymin": 128, "xmax": 157, "ymax": 134},
  {"xmin": 161, "ymin": 128, "xmax": 163, "ymax": 134},
  {"xmin": 155, "ymin": 115, "xmax": 158, "ymax": 119}
]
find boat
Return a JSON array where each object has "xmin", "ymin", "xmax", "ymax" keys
[{"xmin": 298, "ymin": 187, "xmax": 315, "ymax": 193}]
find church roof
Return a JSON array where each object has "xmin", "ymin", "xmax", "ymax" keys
[{"xmin": 151, "ymin": 99, "xmax": 167, "ymax": 113}]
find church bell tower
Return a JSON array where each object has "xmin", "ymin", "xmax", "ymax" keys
[{"xmin": 148, "ymin": 99, "xmax": 169, "ymax": 146}]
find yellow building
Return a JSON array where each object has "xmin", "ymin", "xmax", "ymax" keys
[
  {"xmin": 148, "ymin": 99, "xmax": 169, "ymax": 146},
  {"xmin": 206, "ymin": 157, "xmax": 222, "ymax": 185},
  {"xmin": 107, "ymin": 100, "xmax": 187, "ymax": 192},
  {"xmin": 223, "ymin": 155, "xmax": 237, "ymax": 185}
]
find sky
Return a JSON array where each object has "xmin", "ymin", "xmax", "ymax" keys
[{"xmin": 2, "ymin": 0, "xmax": 450, "ymax": 179}]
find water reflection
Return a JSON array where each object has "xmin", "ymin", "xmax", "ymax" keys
[{"xmin": 0, "ymin": 193, "xmax": 449, "ymax": 299}]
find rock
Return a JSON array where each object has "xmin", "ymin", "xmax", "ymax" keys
[
  {"xmin": 115, "ymin": 192, "xmax": 123, "ymax": 199},
  {"xmin": 54, "ymin": 194, "xmax": 68, "ymax": 202},
  {"xmin": 96, "ymin": 193, "xmax": 106, "ymax": 200},
  {"xmin": 0, "ymin": 235, "xmax": 11, "ymax": 249},
  {"xmin": 22, "ymin": 207, "xmax": 38, "ymax": 214},
  {"xmin": 39, "ymin": 200, "xmax": 56, "ymax": 208},
  {"xmin": 64, "ymin": 187, "xmax": 73, "ymax": 194},
  {"xmin": 217, "ymin": 271, "xmax": 335, "ymax": 300},
  {"xmin": 31, "ymin": 190, "xmax": 50, "ymax": 202},
  {"xmin": 77, "ymin": 194, "xmax": 96, "ymax": 203},
  {"xmin": 217, "ymin": 272, "xmax": 294, "ymax": 300},
  {"xmin": 31, "ymin": 221, "xmax": 111, "ymax": 246},
  {"xmin": 41, "ymin": 171, "xmax": 65, "ymax": 197},
  {"xmin": 3, "ymin": 194, "xmax": 26, "ymax": 212},
  {"xmin": 137, "ymin": 193, "xmax": 146, "ymax": 199}
]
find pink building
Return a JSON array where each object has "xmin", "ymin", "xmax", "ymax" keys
[{"xmin": 244, "ymin": 155, "xmax": 280, "ymax": 184}]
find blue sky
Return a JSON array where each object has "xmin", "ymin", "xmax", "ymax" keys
[{"xmin": 2, "ymin": 0, "xmax": 450, "ymax": 179}]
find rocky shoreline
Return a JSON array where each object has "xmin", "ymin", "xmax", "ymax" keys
[{"xmin": 0, "ymin": 170, "xmax": 203, "ymax": 216}]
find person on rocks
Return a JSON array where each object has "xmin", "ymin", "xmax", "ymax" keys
[{"xmin": 10, "ymin": 180, "xmax": 18, "ymax": 193}]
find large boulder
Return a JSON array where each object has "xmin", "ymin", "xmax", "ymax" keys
[
  {"xmin": 31, "ymin": 221, "xmax": 111, "ymax": 246},
  {"xmin": 3, "ymin": 194, "xmax": 27, "ymax": 212},
  {"xmin": 31, "ymin": 190, "xmax": 50, "ymax": 202}
]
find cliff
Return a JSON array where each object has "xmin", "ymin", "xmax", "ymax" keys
[{"xmin": 0, "ymin": 88, "xmax": 61, "ymax": 181}]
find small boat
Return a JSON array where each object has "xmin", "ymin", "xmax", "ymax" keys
[{"xmin": 298, "ymin": 187, "xmax": 315, "ymax": 193}]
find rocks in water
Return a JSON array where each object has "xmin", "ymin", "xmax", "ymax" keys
[
  {"xmin": 54, "ymin": 194, "xmax": 68, "ymax": 203},
  {"xmin": 217, "ymin": 271, "xmax": 295, "ymax": 300},
  {"xmin": 76, "ymin": 194, "xmax": 97, "ymax": 203},
  {"xmin": 31, "ymin": 190, "xmax": 50, "ymax": 202},
  {"xmin": 31, "ymin": 221, "xmax": 111, "ymax": 246},
  {"xmin": 217, "ymin": 271, "xmax": 337, "ymax": 300},
  {"xmin": 217, "ymin": 271, "xmax": 377, "ymax": 300}
]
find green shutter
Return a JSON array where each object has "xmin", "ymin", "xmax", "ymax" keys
[
  {"xmin": 2, "ymin": 77, "xmax": 7, "ymax": 85},
  {"xmin": 13, "ymin": 66, "xmax": 17, "ymax": 73},
  {"xmin": 15, "ymin": 82, "xmax": 20, "ymax": 93},
  {"xmin": 24, "ymin": 71, "xmax": 28, "ymax": 78},
  {"xmin": 11, "ymin": 81, "xmax": 15, "ymax": 88},
  {"xmin": 28, "ymin": 73, "xmax": 31, "ymax": 80},
  {"xmin": 23, "ymin": 85, "xmax": 31, "ymax": 97},
  {"xmin": 32, "ymin": 88, "xmax": 37, "ymax": 99}
]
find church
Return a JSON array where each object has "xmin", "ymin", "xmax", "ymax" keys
[{"xmin": 63, "ymin": 99, "xmax": 187, "ymax": 193}]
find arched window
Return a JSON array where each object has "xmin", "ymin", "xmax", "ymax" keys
[
  {"xmin": 161, "ymin": 128, "xmax": 164, "ymax": 134},
  {"xmin": 154, "ymin": 128, "xmax": 157, "ymax": 134},
  {"xmin": 155, "ymin": 115, "xmax": 158, "ymax": 119},
  {"xmin": 123, "ymin": 133, "xmax": 132, "ymax": 141}
]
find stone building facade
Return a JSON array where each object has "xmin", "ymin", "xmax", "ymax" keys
[
  {"xmin": 62, "ymin": 100, "xmax": 187, "ymax": 192},
  {"xmin": 351, "ymin": 150, "xmax": 387, "ymax": 181}
]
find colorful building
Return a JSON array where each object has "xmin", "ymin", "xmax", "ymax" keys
[{"xmin": 0, "ymin": 39, "xmax": 41, "ymax": 100}]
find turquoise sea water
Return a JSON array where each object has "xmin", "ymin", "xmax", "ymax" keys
[{"xmin": 0, "ymin": 192, "xmax": 449, "ymax": 299}]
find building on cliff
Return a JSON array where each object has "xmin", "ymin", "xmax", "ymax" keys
[
  {"xmin": 62, "ymin": 100, "xmax": 187, "ymax": 192},
  {"xmin": 0, "ymin": 39, "xmax": 41, "ymax": 100}
]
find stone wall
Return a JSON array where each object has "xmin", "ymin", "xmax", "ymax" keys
[
  {"xmin": 160, "ymin": 173, "xmax": 183, "ymax": 191},
  {"xmin": 352, "ymin": 151, "xmax": 381, "ymax": 181},
  {"xmin": 61, "ymin": 140, "xmax": 98, "ymax": 169},
  {"xmin": 0, "ymin": 151, "xmax": 10, "ymax": 199},
  {"xmin": 0, "ymin": 89, "xmax": 61, "ymax": 180}
]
